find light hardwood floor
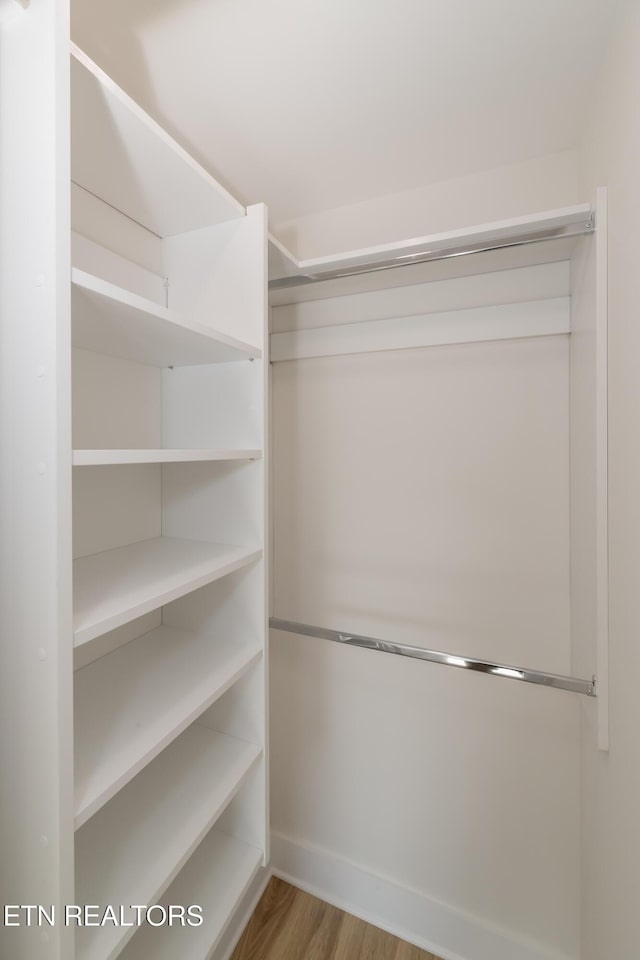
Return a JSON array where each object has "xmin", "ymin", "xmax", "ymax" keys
[{"xmin": 231, "ymin": 877, "xmax": 442, "ymax": 960}]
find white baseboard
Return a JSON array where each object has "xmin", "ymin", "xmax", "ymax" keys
[
  {"xmin": 212, "ymin": 864, "xmax": 272, "ymax": 960},
  {"xmin": 270, "ymin": 832, "xmax": 573, "ymax": 960}
]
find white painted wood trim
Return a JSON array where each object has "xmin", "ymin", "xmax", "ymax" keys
[
  {"xmin": 73, "ymin": 448, "xmax": 262, "ymax": 465},
  {"xmin": 257, "ymin": 207, "xmax": 272, "ymax": 867},
  {"xmin": 270, "ymin": 297, "xmax": 570, "ymax": 362},
  {"xmin": 595, "ymin": 186, "xmax": 609, "ymax": 751},
  {"xmin": 271, "ymin": 832, "xmax": 573, "ymax": 960}
]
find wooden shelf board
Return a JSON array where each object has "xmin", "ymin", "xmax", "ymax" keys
[
  {"xmin": 74, "ymin": 625, "xmax": 262, "ymax": 827},
  {"xmin": 269, "ymin": 237, "xmax": 580, "ymax": 307},
  {"xmin": 268, "ymin": 204, "xmax": 593, "ymax": 302},
  {"xmin": 72, "ymin": 268, "xmax": 261, "ymax": 367},
  {"xmin": 75, "ymin": 723, "xmax": 261, "ymax": 960},
  {"xmin": 73, "ymin": 537, "xmax": 262, "ymax": 648},
  {"xmin": 294, "ymin": 204, "xmax": 593, "ymax": 273},
  {"xmin": 118, "ymin": 827, "xmax": 263, "ymax": 960},
  {"xmin": 73, "ymin": 448, "xmax": 262, "ymax": 466},
  {"xmin": 71, "ymin": 44, "xmax": 244, "ymax": 237}
]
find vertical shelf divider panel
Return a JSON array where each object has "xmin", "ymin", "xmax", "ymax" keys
[
  {"xmin": 160, "ymin": 202, "xmax": 270, "ymax": 866},
  {"xmin": 1, "ymin": 6, "xmax": 75, "ymax": 960}
]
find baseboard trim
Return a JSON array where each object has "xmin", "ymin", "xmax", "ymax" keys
[
  {"xmin": 213, "ymin": 864, "xmax": 273, "ymax": 960},
  {"xmin": 270, "ymin": 832, "xmax": 573, "ymax": 960}
]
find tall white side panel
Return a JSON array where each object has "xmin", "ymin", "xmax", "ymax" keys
[
  {"xmin": 161, "ymin": 204, "xmax": 270, "ymax": 859},
  {"xmin": 570, "ymin": 237, "xmax": 597, "ymax": 673},
  {"xmin": 570, "ymin": 193, "xmax": 609, "ymax": 751},
  {"xmin": 162, "ymin": 208, "xmax": 264, "ymax": 347},
  {"xmin": 0, "ymin": 4, "xmax": 74, "ymax": 958}
]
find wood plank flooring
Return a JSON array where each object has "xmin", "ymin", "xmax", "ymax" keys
[{"xmin": 231, "ymin": 877, "xmax": 442, "ymax": 960}]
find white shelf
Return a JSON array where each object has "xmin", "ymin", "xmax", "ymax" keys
[
  {"xmin": 71, "ymin": 44, "xmax": 244, "ymax": 238},
  {"xmin": 270, "ymin": 204, "xmax": 593, "ymax": 279},
  {"xmin": 268, "ymin": 204, "xmax": 594, "ymax": 303},
  {"xmin": 72, "ymin": 269, "xmax": 261, "ymax": 368},
  {"xmin": 73, "ymin": 448, "xmax": 262, "ymax": 466},
  {"xmin": 74, "ymin": 625, "xmax": 262, "ymax": 827},
  {"xmin": 75, "ymin": 723, "xmax": 261, "ymax": 960},
  {"xmin": 73, "ymin": 537, "xmax": 262, "ymax": 647},
  {"xmin": 119, "ymin": 828, "xmax": 263, "ymax": 960}
]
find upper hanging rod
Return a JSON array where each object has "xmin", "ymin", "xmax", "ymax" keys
[
  {"xmin": 269, "ymin": 617, "xmax": 597, "ymax": 697},
  {"xmin": 269, "ymin": 216, "xmax": 594, "ymax": 290}
]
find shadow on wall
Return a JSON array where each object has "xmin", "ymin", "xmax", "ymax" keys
[{"xmin": 70, "ymin": 0, "xmax": 237, "ymax": 198}]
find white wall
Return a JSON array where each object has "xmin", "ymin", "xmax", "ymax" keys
[
  {"xmin": 272, "ymin": 150, "xmax": 582, "ymax": 259},
  {"xmin": 270, "ymin": 264, "xmax": 580, "ymax": 960},
  {"xmin": 578, "ymin": 2, "xmax": 640, "ymax": 956},
  {"xmin": 71, "ymin": 182, "xmax": 163, "ymax": 275}
]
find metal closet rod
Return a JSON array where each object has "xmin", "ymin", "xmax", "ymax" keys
[
  {"xmin": 268, "ymin": 218, "xmax": 595, "ymax": 290},
  {"xmin": 269, "ymin": 617, "xmax": 597, "ymax": 697}
]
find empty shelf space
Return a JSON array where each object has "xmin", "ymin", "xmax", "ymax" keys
[
  {"xmin": 73, "ymin": 448, "xmax": 262, "ymax": 465},
  {"xmin": 72, "ymin": 269, "xmax": 261, "ymax": 367},
  {"xmin": 75, "ymin": 723, "xmax": 261, "ymax": 960},
  {"xmin": 74, "ymin": 625, "xmax": 262, "ymax": 827},
  {"xmin": 71, "ymin": 44, "xmax": 244, "ymax": 237},
  {"xmin": 73, "ymin": 537, "xmax": 262, "ymax": 647},
  {"xmin": 118, "ymin": 829, "xmax": 263, "ymax": 960}
]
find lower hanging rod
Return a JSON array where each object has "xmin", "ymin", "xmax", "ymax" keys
[{"xmin": 269, "ymin": 617, "xmax": 597, "ymax": 697}]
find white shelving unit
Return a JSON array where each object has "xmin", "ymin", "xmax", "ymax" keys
[
  {"xmin": 72, "ymin": 269, "xmax": 260, "ymax": 367},
  {"xmin": 118, "ymin": 829, "xmax": 264, "ymax": 960},
  {"xmin": 66, "ymin": 42, "xmax": 268, "ymax": 960},
  {"xmin": 75, "ymin": 724, "xmax": 262, "ymax": 960},
  {"xmin": 1, "ymin": 20, "xmax": 268, "ymax": 959},
  {"xmin": 74, "ymin": 627, "xmax": 262, "ymax": 826}
]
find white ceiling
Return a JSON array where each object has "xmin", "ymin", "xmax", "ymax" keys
[{"xmin": 71, "ymin": 0, "xmax": 620, "ymax": 226}]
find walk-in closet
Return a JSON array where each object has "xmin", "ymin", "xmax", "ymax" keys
[{"xmin": 1, "ymin": 2, "xmax": 638, "ymax": 960}]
